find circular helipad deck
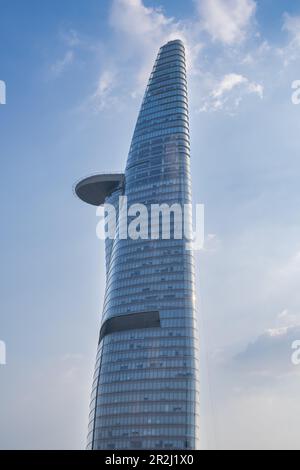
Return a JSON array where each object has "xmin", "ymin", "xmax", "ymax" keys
[{"xmin": 75, "ymin": 173, "xmax": 124, "ymax": 206}]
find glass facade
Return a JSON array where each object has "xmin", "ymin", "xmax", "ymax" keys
[{"xmin": 86, "ymin": 40, "xmax": 200, "ymax": 450}]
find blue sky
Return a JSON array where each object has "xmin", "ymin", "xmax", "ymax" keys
[{"xmin": 1, "ymin": 0, "xmax": 300, "ymax": 450}]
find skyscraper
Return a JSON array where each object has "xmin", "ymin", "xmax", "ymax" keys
[{"xmin": 75, "ymin": 40, "xmax": 200, "ymax": 450}]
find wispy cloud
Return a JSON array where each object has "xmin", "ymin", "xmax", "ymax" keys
[
  {"xmin": 91, "ymin": 69, "xmax": 119, "ymax": 111},
  {"xmin": 279, "ymin": 13, "xmax": 300, "ymax": 66},
  {"xmin": 110, "ymin": 0, "xmax": 176, "ymax": 39},
  {"xmin": 60, "ymin": 29, "xmax": 83, "ymax": 48},
  {"xmin": 195, "ymin": 0, "xmax": 257, "ymax": 45},
  {"xmin": 109, "ymin": 0, "xmax": 189, "ymax": 90},
  {"xmin": 48, "ymin": 28, "xmax": 102, "ymax": 81},
  {"xmin": 212, "ymin": 73, "xmax": 248, "ymax": 98},
  {"xmin": 234, "ymin": 321, "xmax": 300, "ymax": 377},
  {"xmin": 76, "ymin": 67, "xmax": 123, "ymax": 115},
  {"xmin": 73, "ymin": 1, "xmax": 300, "ymax": 117},
  {"xmin": 199, "ymin": 72, "xmax": 263, "ymax": 112},
  {"xmin": 283, "ymin": 13, "xmax": 300, "ymax": 46},
  {"xmin": 50, "ymin": 50, "xmax": 74, "ymax": 78},
  {"xmin": 104, "ymin": 0, "xmax": 263, "ymax": 114}
]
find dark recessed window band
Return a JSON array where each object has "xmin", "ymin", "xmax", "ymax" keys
[{"xmin": 99, "ymin": 311, "xmax": 161, "ymax": 344}]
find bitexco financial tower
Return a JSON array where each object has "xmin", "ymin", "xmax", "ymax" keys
[{"xmin": 75, "ymin": 40, "xmax": 200, "ymax": 450}]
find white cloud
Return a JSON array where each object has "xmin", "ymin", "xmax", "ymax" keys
[
  {"xmin": 109, "ymin": 0, "xmax": 190, "ymax": 90},
  {"xmin": 75, "ymin": 68, "xmax": 121, "ymax": 115},
  {"xmin": 109, "ymin": 0, "xmax": 187, "ymax": 64},
  {"xmin": 75, "ymin": 0, "xmax": 266, "ymax": 116},
  {"xmin": 61, "ymin": 29, "xmax": 83, "ymax": 48},
  {"xmin": 235, "ymin": 322, "xmax": 300, "ymax": 373},
  {"xmin": 110, "ymin": 0, "xmax": 174, "ymax": 39},
  {"xmin": 95, "ymin": 70, "xmax": 115, "ymax": 99},
  {"xmin": 84, "ymin": 0, "xmax": 185, "ymax": 114},
  {"xmin": 212, "ymin": 73, "xmax": 248, "ymax": 98},
  {"xmin": 89, "ymin": 69, "xmax": 119, "ymax": 112},
  {"xmin": 283, "ymin": 13, "xmax": 300, "ymax": 46},
  {"xmin": 278, "ymin": 309, "xmax": 289, "ymax": 320},
  {"xmin": 279, "ymin": 13, "xmax": 300, "ymax": 66},
  {"xmin": 196, "ymin": 0, "xmax": 257, "ymax": 45},
  {"xmin": 50, "ymin": 50, "xmax": 74, "ymax": 78},
  {"xmin": 84, "ymin": 0, "xmax": 263, "ymax": 115},
  {"xmin": 276, "ymin": 309, "xmax": 300, "ymax": 331},
  {"xmin": 266, "ymin": 326, "xmax": 289, "ymax": 338},
  {"xmin": 200, "ymin": 73, "xmax": 263, "ymax": 112},
  {"xmin": 247, "ymin": 81, "xmax": 264, "ymax": 98},
  {"xmin": 48, "ymin": 28, "xmax": 103, "ymax": 82}
]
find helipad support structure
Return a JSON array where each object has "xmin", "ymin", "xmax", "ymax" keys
[{"xmin": 76, "ymin": 40, "xmax": 200, "ymax": 450}]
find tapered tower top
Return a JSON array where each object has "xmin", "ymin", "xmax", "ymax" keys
[{"xmin": 75, "ymin": 39, "xmax": 187, "ymax": 207}]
